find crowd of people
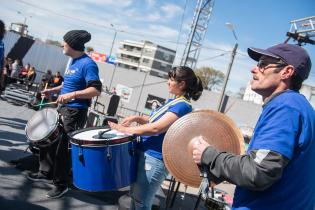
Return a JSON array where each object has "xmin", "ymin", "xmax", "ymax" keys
[
  {"xmin": 0, "ymin": 20, "xmax": 64, "ymax": 97},
  {"xmin": 1, "ymin": 57, "xmax": 64, "ymax": 92}
]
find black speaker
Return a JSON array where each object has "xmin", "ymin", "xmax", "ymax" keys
[
  {"xmin": 102, "ymin": 115, "xmax": 118, "ymax": 126},
  {"xmin": 93, "ymin": 93, "xmax": 120, "ymax": 116},
  {"xmin": 86, "ymin": 110, "xmax": 119, "ymax": 127},
  {"xmin": 107, "ymin": 94, "xmax": 120, "ymax": 116}
]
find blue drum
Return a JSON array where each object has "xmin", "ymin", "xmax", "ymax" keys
[{"xmin": 69, "ymin": 126, "xmax": 137, "ymax": 191}]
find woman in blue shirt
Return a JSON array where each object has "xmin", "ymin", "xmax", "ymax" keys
[{"xmin": 109, "ymin": 66, "xmax": 203, "ymax": 210}]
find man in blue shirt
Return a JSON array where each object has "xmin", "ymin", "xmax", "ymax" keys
[
  {"xmin": 0, "ymin": 20, "xmax": 5, "ymax": 97},
  {"xmin": 192, "ymin": 44, "xmax": 315, "ymax": 210},
  {"xmin": 27, "ymin": 30, "xmax": 102, "ymax": 199}
]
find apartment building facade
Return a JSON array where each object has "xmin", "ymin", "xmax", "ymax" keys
[{"xmin": 116, "ymin": 40, "xmax": 176, "ymax": 78}]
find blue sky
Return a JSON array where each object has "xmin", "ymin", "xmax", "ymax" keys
[{"xmin": 1, "ymin": 0, "xmax": 314, "ymax": 94}]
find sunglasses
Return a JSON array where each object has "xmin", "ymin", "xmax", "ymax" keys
[{"xmin": 256, "ymin": 59, "xmax": 288, "ymax": 72}]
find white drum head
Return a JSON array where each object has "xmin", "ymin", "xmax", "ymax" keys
[
  {"xmin": 26, "ymin": 108, "xmax": 59, "ymax": 141},
  {"xmin": 73, "ymin": 128, "xmax": 130, "ymax": 141}
]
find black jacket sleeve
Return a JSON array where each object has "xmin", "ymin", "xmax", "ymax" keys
[{"xmin": 201, "ymin": 146, "xmax": 289, "ymax": 191}]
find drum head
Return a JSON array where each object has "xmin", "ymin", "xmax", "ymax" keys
[
  {"xmin": 25, "ymin": 108, "xmax": 59, "ymax": 142},
  {"xmin": 163, "ymin": 109, "xmax": 244, "ymax": 188},
  {"xmin": 70, "ymin": 127, "xmax": 134, "ymax": 146}
]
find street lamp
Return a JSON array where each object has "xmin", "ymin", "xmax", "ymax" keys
[
  {"xmin": 109, "ymin": 23, "xmax": 117, "ymax": 57},
  {"xmin": 108, "ymin": 24, "xmax": 118, "ymax": 89},
  {"xmin": 216, "ymin": 22, "xmax": 239, "ymax": 112}
]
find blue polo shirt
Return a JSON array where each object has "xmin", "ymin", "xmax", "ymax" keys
[
  {"xmin": 61, "ymin": 54, "xmax": 100, "ymax": 109},
  {"xmin": 233, "ymin": 90, "xmax": 315, "ymax": 210},
  {"xmin": 139, "ymin": 97, "xmax": 192, "ymax": 160}
]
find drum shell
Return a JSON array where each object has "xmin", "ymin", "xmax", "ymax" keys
[{"xmin": 70, "ymin": 128, "xmax": 137, "ymax": 191}]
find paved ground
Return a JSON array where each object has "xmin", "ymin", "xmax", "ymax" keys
[{"xmin": 0, "ymin": 98, "xmax": 235, "ymax": 210}]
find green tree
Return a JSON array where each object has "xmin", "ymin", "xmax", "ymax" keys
[{"xmin": 195, "ymin": 67, "xmax": 225, "ymax": 91}]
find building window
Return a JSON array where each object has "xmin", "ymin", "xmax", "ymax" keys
[
  {"xmin": 142, "ymin": 58, "xmax": 150, "ymax": 63},
  {"xmin": 163, "ymin": 53, "xmax": 171, "ymax": 61}
]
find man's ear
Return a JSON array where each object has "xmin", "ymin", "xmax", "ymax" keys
[{"xmin": 281, "ymin": 65, "xmax": 295, "ymax": 80}]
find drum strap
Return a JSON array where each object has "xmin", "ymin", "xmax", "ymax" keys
[{"xmin": 148, "ymin": 96, "xmax": 191, "ymax": 123}]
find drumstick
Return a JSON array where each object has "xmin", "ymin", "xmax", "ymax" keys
[
  {"xmin": 33, "ymin": 101, "xmax": 58, "ymax": 107},
  {"xmin": 39, "ymin": 82, "xmax": 49, "ymax": 110}
]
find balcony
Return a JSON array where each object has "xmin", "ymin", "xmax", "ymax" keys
[
  {"xmin": 118, "ymin": 47, "xmax": 142, "ymax": 57},
  {"xmin": 116, "ymin": 56, "xmax": 140, "ymax": 67}
]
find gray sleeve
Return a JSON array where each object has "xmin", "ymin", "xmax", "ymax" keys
[{"xmin": 201, "ymin": 146, "xmax": 289, "ymax": 191}]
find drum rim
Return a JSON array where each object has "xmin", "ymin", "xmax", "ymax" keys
[
  {"xmin": 25, "ymin": 108, "xmax": 59, "ymax": 142},
  {"xmin": 69, "ymin": 126, "xmax": 134, "ymax": 146}
]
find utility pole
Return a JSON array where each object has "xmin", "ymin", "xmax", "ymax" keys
[
  {"xmin": 216, "ymin": 43, "xmax": 238, "ymax": 112},
  {"xmin": 217, "ymin": 22, "xmax": 238, "ymax": 113}
]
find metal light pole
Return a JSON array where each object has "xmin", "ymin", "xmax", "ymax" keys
[
  {"xmin": 217, "ymin": 22, "xmax": 238, "ymax": 112},
  {"xmin": 135, "ymin": 71, "xmax": 149, "ymax": 114},
  {"xmin": 109, "ymin": 24, "xmax": 117, "ymax": 57},
  {"xmin": 108, "ymin": 24, "xmax": 118, "ymax": 89}
]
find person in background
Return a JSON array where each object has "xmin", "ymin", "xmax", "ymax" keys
[
  {"xmin": 192, "ymin": 43, "xmax": 315, "ymax": 210},
  {"xmin": 10, "ymin": 59, "xmax": 21, "ymax": 83},
  {"xmin": 18, "ymin": 63, "xmax": 30, "ymax": 83},
  {"xmin": 41, "ymin": 69, "xmax": 53, "ymax": 87},
  {"xmin": 26, "ymin": 66, "xmax": 36, "ymax": 91},
  {"xmin": 0, "ymin": 20, "xmax": 5, "ymax": 96},
  {"xmin": 109, "ymin": 66, "xmax": 204, "ymax": 210},
  {"xmin": 27, "ymin": 29, "xmax": 102, "ymax": 199},
  {"xmin": 52, "ymin": 71, "xmax": 64, "ymax": 87}
]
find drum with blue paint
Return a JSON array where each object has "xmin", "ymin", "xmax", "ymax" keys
[{"xmin": 69, "ymin": 126, "xmax": 137, "ymax": 191}]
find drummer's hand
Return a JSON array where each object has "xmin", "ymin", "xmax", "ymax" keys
[
  {"xmin": 192, "ymin": 136, "xmax": 210, "ymax": 164},
  {"xmin": 108, "ymin": 121, "xmax": 126, "ymax": 133},
  {"xmin": 41, "ymin": 89, "xmax": 51, "ymax": 98},
  {"xmin": 56, "ymin": 92, "xmax": 76, "ymax": 104}
]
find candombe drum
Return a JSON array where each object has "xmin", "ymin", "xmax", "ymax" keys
[
  {"xmin": 69, "ymin": 126, "xmax": 137, "ymax": 191},
  {"xmin": 25, "ymin": 108, "xmax": 62, "ymax": 147}
]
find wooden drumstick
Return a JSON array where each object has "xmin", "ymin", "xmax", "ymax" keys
[
  {"xmin": 34, "ymin": 101, "xmax": 58, "ymax": 107},
  {"xmin": 39, "ymin": 82, "xmax": 49, "ymax": 110}
]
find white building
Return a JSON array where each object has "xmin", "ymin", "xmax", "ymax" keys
[
  {"xmin": 116, "ymin": 40, "xmax": 176, "ymax": 78},
  {"xmin": 243, "ymin": 81, "xmax": 315, "ymax": 108}
]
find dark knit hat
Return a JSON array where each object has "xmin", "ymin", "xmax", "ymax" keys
[{"xmin": 63, "ymin": 30, "xmax": 91, "ymax": 51}]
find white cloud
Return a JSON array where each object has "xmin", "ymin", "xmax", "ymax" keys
[
  {"xmin": 82, "ymin": 0, "xmax": 133, "ymax": 7},
  {"xmin": 161, "ymin": 3, "xmax": 183, "ymax": 19},
  {"xmin": 146, "ymin": 25, "xmax": 179, "ymax": 40},
  {"xmin": 145, "ymin": 0, "xmax": 157, "ymax": 8},
  {"xmin": 147, "ymin": 12, "xmax": 161, "ymax": 22}
]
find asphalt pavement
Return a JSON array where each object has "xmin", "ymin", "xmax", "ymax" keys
[{"xmin": 0, "ymin": 98, "xmax": 234, "ymax": 210}]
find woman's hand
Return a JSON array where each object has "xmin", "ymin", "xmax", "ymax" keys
[
  {"xmin": 120, "ymin": 116, "xmax": 137, "ymax": 127},
  {"xmin": 108, "ymin": 121, "xmax": 128, "ymax": 134}
]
